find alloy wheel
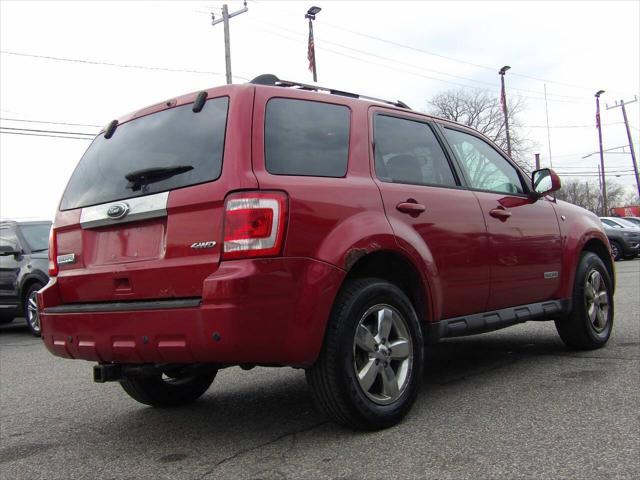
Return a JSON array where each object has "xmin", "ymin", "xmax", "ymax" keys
[
  {"xmin": 26, "ymin": 290, "xmax": 40, "ymax": 334},
  {"xmin": 584, "ymin": 269, "xmax": 609, "ymax": 333},
  {"xmin": 610, "ymin": 243, "xmax": 620, "ymax": 260},
  {"xmin": 352, "ymin": 304, "xmax": 413, "ymax": 405}
]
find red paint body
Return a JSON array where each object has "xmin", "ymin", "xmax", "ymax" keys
[{"xmin": 39, "ymin": 83, "xmax": 613, "ymax": 367}]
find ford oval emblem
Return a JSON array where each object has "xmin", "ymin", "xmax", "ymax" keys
[{"xmin": 107, "ymin": 202, "xmax": 129, "ymax": 219}]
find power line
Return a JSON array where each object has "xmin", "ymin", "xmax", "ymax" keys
[
  {"xmin": 555, "ymin": 170, "xmax": 635, "ymax": 174},
  {"xmin": 0, "ymin": 117, "xmax": 102, "ymax": 128},
  {"xmin": 251, "ymin": 2, "xmax": 637, "ymax": 97},
  {"xmin": 254, "ymin": 20, "xmax": 586, "ymax": 102},
  {"xmin": 253, "ymin": 24, "xmax": 588, "ymax": 105},
  {"xmin": 523, "ymin": 122, "xmax": 624, "ymax": 129},
  {"xmin": 0, "ymin": 126, "xmax": 95, "ymax": 137},
  {"xmin": 557, "ymin": 173, "xmax": 635, "ymax": 177},
  {"xmin": 0, "ymin": 130, "xmax": 92, "ymax": 141},
  {"xmin": 315, "ymin": 19, "xmax": 638, "ymax": 97},
  {"xmin": 253, "ymin": 20, "xmax": 589, "ymax": 104},
  {"xmin": 0, "ymin": 50, "xmax": 251, "ymax": 81}
]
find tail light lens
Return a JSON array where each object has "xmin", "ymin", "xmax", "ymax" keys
[
  {"xmin": 48, "ymin": 227, "xmax": 58, "ymax": 276},
  {"xmin": 223, "ymin": 191, "xmax": 288, "ymax": 260}
]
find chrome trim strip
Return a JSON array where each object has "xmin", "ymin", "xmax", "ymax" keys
[
  {"xmin": 80, "ymin": 191, "xmax": 169, "ymax": 229},
  {"xmin": 44, "ymin": 298, "xmax": 201, "ymax": 313}
]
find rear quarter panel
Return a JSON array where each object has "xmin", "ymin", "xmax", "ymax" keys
[{"xmin": 250, "ymin": 87, "xmax": 400, "ymax": 268}]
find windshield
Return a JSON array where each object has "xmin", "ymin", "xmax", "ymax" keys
[
  {"xmin": 60, "ymin": 96, "xmax": 229, "ymax": 210},
  {"xmin": 20, "ymin": 223, "xmax": 52, "ymax": 251},
  {"xmin": 614, "ymin": 218, "xmax": 640, "ymax": 228}
]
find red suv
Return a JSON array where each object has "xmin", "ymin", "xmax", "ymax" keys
[{"xmin": 39, "ymin": 75, "xmax": 615, "ymax": 430}]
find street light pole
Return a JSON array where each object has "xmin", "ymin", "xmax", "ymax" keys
[
  {"xmin": 499, "ymin": 65, "xmax": 512, "ymax": 157},
  {"xmin": 595, "ymin": 90, "xmax": 607, "ymax": 215}
]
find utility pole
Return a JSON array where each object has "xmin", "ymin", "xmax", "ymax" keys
[
  {"xmin": 595, "ymin": 90, "xmax": 607, "ymax": 215},
  {"xmin": 597, "ymin": 164, "xmax": 602, "ymax": 192},
  {"xmin": 534, "ymin": 153, "xmax": 540, "ymax": 170},
  {"xmin": 544, "ymin": 84, "xmax": 553, "ymax": 167},
  {"xmin": 606, "ymin": 96, "xmax": 640, "ymax": 198},
  {"xmin": 499, "ymin": 65, "xmax": 512, "ymax": 157},
  {"xmin": 211, "ymin": 2, "xmax": 248, "ymax": 84}
]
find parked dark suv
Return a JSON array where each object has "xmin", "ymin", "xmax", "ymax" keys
[
  {"xmin": 599, "ymin": 218, "xmax": 640, "ymax": 260},
  {"xmin": 0, "ymin": 220, "xmax": 51, "ymax": 335},
  {"xmin": 39, "ymin": 76, "xmax": 615, "ymax": 430}
]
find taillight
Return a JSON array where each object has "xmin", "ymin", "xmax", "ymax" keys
[
  {"xmin": 223, "ymin": 191, "xmax": 288, "ymax": 260},
  {"xmin": 48, "ymin": 227, "xmax": 58, "ymax": 276}
]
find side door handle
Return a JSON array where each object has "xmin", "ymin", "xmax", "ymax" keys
[
  {"xmin": 396, "ymin": 202, "xmax": 426, "ymax": 215},
  {"xmin": 489, "ymin": 206, "xmax": 512, "ymax": 221}
]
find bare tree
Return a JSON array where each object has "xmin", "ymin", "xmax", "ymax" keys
[
  {"xmin": 428, "ymin": 89, "xmax": 535, "ymax": 171},
  {"xmin": 556, "ymin": 179, "xmax": 629, "ymax": 215}
]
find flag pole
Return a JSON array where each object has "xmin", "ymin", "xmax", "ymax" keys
[{"xmin": 305, "ymin": 6, "xmax": 321, "ymax": 82}]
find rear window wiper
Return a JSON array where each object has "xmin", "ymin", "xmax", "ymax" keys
[{"xmin": 125, "ymin": 165, "xmax": 193, "ymax": 191}]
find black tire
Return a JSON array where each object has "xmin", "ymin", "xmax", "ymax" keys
[
  {"xmin": 306, "ymin": 278, "xmax": 424, "ymax": 430},
  {"xmin": 609, "ymin": 241, "xmax": 622, "ymax": 261},
  {"xmin": 120, "ymin": 366, "xmax": 217, "ymax": 407},
  {"xmin": 555, "ymin": 252, "xmax": 614, "ymax": 350},
  {"xmin": 23, "ymin": 283, "xmax": 43, "ymax": 336}
]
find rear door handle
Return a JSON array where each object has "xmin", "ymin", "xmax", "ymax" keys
[
  {"xmin": 396, "ymin": 202, "xmax": 426, "ymax": 214},
  {"xmin": 489, "ymin": 206, "xmax": 512, "ymax": 221}
]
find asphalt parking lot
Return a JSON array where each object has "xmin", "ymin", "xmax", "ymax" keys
[{"xmin": 1, "ymin": 259, "xmax": 638, "ymax": 480}]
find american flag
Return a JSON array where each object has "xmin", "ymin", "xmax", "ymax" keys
[{"xmin": 307, "ymin": 21, "xmax": 316, "ymax": 78}]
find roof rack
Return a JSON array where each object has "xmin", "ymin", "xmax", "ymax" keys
[{"xmin": 249, "ymin": 74, "xmax": 410, "ymax": 110}]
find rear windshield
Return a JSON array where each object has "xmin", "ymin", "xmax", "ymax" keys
[
  {"xmin": 20, "ymin": 223, "xmax": 52, "ymax": 251},
  {"xmin": 60, "ymin": 97, "xmax": 229, "ymax": 210}
]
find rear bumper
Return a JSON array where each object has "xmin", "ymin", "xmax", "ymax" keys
[{"xmin": 38, "ymin": 257, "xmax": 344, "ymax": 367}]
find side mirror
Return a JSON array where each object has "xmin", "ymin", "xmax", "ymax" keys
[
  {"xmin": 0, "ymin": 244, "xmax": 21, "ymax": 256},
  {"xmin": 532, "ymin": 168, "xmax": 561, "ymax": 197}
]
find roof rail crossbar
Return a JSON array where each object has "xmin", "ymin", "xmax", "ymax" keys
[{"xmin": 250, "ymin": 74, "xmax": 410, "ymax": 109}]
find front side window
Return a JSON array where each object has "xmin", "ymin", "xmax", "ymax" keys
[
  {"xmin": 444, "ymin": 128, "xmax": 524, "ymax": 194},
  {"xmin": 265, "ymin": 98, "xmax": 350, "ymax": 177},
  {"xmin": 0, "ymin": 228, "xmax": 20, "ymax": 252},
  {"xmin": 374, "ymin": 115, "xmax": 457, "ymax": 187},
  {"xmin": 60, "ymin": 97, "xmax": 229, "ymax": 210}
]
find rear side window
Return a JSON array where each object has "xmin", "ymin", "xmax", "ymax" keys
[
  {"xmin": 19, "ymin": 223, "xmax": 52, "ymax": 251},
  {"xmin": 374, "ymin": 115, "xmax": 457, "ymax": 187},
  {"xmin": 60, "ymin": 97, "xmax": 229, "ymax": 210},
  {"xmin": 265, "ymin": 98, "xmax": 350, "ymax": 177}
]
